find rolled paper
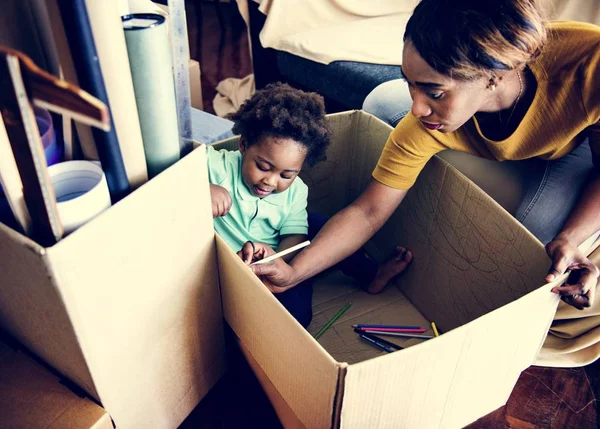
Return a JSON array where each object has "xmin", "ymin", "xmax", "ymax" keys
[
  {"xmin": 85, "ymin": 0, "xmax": 148, "ymax": 189},
  {"xmin": 48, "ymin": 161, "xmax": 111, "ymax": 235},
  {"xmin": 123, "ymin": 13, "xmax": 181, "ymax": 178},
  {"xmin": 57, "ymin": 0, "xmax": 131, "ymax": 202}
]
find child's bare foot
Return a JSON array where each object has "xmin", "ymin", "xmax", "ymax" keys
[{"xmin": 366, "ymin": 246, "xmax": 413, "ymax": 294}]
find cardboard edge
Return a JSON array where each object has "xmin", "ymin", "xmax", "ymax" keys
[
  {"xmin": 0, "ymin": 221, "xmax": 46, "ymax": 255},
  {"xmin": 331, "ymin": 362, "xmax": 348, "ymax": 429}
]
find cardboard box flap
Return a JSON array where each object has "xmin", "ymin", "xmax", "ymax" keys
[
  {"xmin": 0, "ymin": 338, "xmax": 112, "ymax": 429},
  {"xmin": 302, "ymin": 111, "xmax": 393, "ymax": 218},
  {"xmin": 339, "ymin": 282, "xmax": 559, "ymax": 429},
  {"xmin": 216, "ymin": 234, "xmax": 342, "ymax": 429},
  {"xmin": 44, "ymin": 148, "xmax": 225, "ymax": 429},
  {"xmin": 0, "ymin": 225, "xmax": 96, "ymax": 398},
  {"xmin": 376, "ymin": 157, "xmax": 551, "ymax": 333}
]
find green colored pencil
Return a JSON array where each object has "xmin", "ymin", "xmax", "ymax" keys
[{"xmin": 314, "ymin": 302, "xmax": 352, "ymax": 340}]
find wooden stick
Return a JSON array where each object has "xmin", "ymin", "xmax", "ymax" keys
[
  {"xmin": 0, "ymin": 46, "xmax": 110, "ymax": 245},
  {"xmin": 0, "ymin": 45, "xmax": 109, "ymax": 131},
  {"xmin": 0, "ymin": 113, "xmax": 32, "ymax": 234},
  {"xmin": 0, "ymin": 53, "xmax": 63, "ymax": 245}
]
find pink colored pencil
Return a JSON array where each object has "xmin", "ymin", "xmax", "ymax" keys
[{"xmin": 357, "ymin": 327, "xmax": 426, "ymax": 333}]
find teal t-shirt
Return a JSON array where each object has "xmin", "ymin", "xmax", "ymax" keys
[{"xmin": 206, "ymin": 145, "xmax": 309, "ymax": 252}]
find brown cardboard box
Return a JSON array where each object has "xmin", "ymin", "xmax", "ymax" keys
[
  {"xmin": 212, "ymin": 111, "xmax": 597, "ymax": 428},
  {"xmin": 0, "ymin": 149, "xmax": 226, "ymax": 428},
  {"xmin": 1, "ymin": 110, "xmax": 596, "ymax": 429},
  {"xmin": 0, "ymin": 336, "xmax": 113, "ymax": 429}
]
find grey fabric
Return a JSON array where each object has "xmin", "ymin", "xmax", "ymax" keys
[
  {"xmin": 362, "ymin": 79, "xmax": 412, "ymax": 126},
  {"xmin": 277, "ymin": 52, "xmax": 402, "ymax": 109},
  {"xmin": 515, "ymin": 141, "xmax": 595, "ymax": 245}
]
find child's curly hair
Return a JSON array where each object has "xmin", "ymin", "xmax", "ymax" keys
[{"xmin": 229, "ymin": 83, "xmax": 331, "ymax": 167}]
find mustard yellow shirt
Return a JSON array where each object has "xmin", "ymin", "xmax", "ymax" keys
[{"xmin": 373, "ymin": 21, "xmax": 600, "ymax": 190}]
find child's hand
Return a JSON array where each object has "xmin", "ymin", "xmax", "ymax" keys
[
  {"xmin": 210, "ymin": 184, "xmax": 232, "ymax": 217},
  {"xmin": 237, "ymin": 241, "xmax": 276, "ymax": 265}
]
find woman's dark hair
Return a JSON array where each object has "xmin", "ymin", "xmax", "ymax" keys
[
  {"xmin": 404, "ymin": 0, "xmax": 547, "ymax": 79},
  {"xmin": 230, "ymin": 82, "xmax": 331, "ymax": 167}
]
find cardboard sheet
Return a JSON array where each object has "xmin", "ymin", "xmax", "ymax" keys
[
  {"xmin": 46, "ymin": 148, "xmax": 224, "ymax": 428},
  {"xmin": 216, "ymin": 234, "xmax": 343, "ymax": 429},
  {"xmin": 0, "ymin": 225, "xmax": 96, "ymax": 397},
  {"xmin": 0, "ymin": 338, "xmax": 112, "ymax": 429},
  {"xmin": 0, "ymin": 148, "xmax": 226, "ymax": 429},
  {"xmin": 340, "ymin": 282, "xmax": 558, "ymax": 429}
]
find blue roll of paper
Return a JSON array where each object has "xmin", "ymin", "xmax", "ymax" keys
[
  {"xmin": 123, "ymin": 14, "xmax": 181, "ymax": 178},
  {"xmin": 57, "ymin": 0, "xmax": 130, "ymax": 203}
]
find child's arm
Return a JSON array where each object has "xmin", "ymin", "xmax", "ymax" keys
[
  {"xmin": 210, "ymin": 184, "xmax": 232, "ymax": 217},
  {"xmin": 278, "ymin": 234, "xmax": 309, "ymax": 262},
  {"xmin": 237, "ymin": 235, "xmax": 307, "ymax": 265}
]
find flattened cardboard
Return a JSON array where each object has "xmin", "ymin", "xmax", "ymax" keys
[
  {"xmin": 0, "ymin": 338, "xmax": 112, "ymax": 429},
  {"xmin": 215, "ymin": 111, "xmax": 563, "ymax": 429},
  {"xmin": 0, "ymin": 148, "xmax": 226, "ymax": 428}
]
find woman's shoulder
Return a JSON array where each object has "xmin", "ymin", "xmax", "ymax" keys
[{"xmin": 544, "ymin": 21, "xmax": 600, "ymax": 60}]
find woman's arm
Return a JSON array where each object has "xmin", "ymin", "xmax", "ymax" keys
[{"xmin": 252, "ymin": 179, "xmax": 408, "ymax": 291}]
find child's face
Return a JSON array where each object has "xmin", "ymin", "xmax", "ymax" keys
[{"xmin": 239, "ymin": 135, "xmax": 307, "ymax": 198}]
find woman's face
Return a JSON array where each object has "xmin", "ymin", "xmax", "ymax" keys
[{"xmin": 401, "ymin": 41, "xmax": 494, "ymax": 133}]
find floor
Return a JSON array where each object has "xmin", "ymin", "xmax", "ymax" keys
[{"xmin": 180, "ymin": 2, "xmax": 600, "ymax": 427}]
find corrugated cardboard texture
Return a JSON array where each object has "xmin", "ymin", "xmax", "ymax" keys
[
  {"xmin": 0, "ymin": 148, "xmax": 226, "ymax": 428},
  {"xmin": 237, "ymin": 337, "xmax": 308, "ymax": 429},
  {"xmin": 301, "ymin": 112, "xmax": 393, "ymax": 218},
  {"xmin": 309, "ymin": 271, "xmax": 433, "ymax": 364},
  {"xmin": 0, "ymin": 339, "xmax": 112, "ymax": 429},
  {"xmin": 340, "ymin": 282, "xmax": 559, "ymax": 429},
  {"xmin": 377, "ymin": 158, "xmax": 551, "ymax": 333},
  {"xmin": 216, "ymin": 234, "xmax": 342, "ymax": 429},
  {"xmin": 46, "ymin": 148, "xmax": 225, "ymax": 428},
  {"xmin": 0, "ymin": 226, "xmax": 96, "ymax": 398}
]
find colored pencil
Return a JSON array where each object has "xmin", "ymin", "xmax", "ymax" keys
[
  {"xmin": 356, "ymin": 327, "xmax": 426, "ymax": 333},
  {"xmin": 362, "ymin": 330, "xmax": 434, "ymax": 340},
  {"xmin": 352, "ymin": 324, "xmax": 421, "ymax": 330},
  {"xmin": 314, "ymin": 302, "xmax": 351, "ymax": 340},
  {"xmin": 359, "ymin": 333, "xmax": 395, "ymax": 353},
  {"xmin": 355, "ymin": 330, "xmax": 404, "ymax": 350},
  {"xmin": 431, "ymin": 322, "xmax": 440, "ymax": 337},
  {"xmin": 252, "ymin": 240, "xmax": 310, "ymax": 265}
]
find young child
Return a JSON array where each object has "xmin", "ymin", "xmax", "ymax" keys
[{"xmin": 207, "ymin": 83, "xmax": 412, "ymax": 328}]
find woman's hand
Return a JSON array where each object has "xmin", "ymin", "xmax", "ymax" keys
[
  {"xmin": 237, "ymin": 241, "xmax": 276, "ymax": 265},
  {"xmin": 210, "ymin": 184, "xmax": 232, "ymax": 217},
  {"xmin": 546, "ymin": 235, "xmax": 600, "ymax": 310},
  {"xmin": 251, "ymin": 259, "xmax": 298, "ymax": 293}
]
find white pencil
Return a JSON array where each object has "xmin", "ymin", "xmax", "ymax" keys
[{"xmin": 251, "ymin": 240, "xmax": 310, "ymax": 265}]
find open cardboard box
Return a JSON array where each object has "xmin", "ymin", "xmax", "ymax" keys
[
  {"xmin": 213, "ymin": 111, "xmax": 599, "ymax": 428},
  {"xmin": 0, "ymin": 149, "xmax": 226, "ymax": 428},
  {"xmin": 0, "ymin": 334, "xmax": 112, "ymax": 429},
  {"xmin": 1, "ymin": 110, "xmax": 597, "ymax": 428}
]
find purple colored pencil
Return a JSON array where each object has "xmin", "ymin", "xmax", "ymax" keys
[{"xmin": 352, "ymin": 324, "xmax": 421, "ymax": 330}]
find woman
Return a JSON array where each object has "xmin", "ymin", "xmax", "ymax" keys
[{"xmin": 252, "ymin": 0, "xmax": 600, "ymax": 366}]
